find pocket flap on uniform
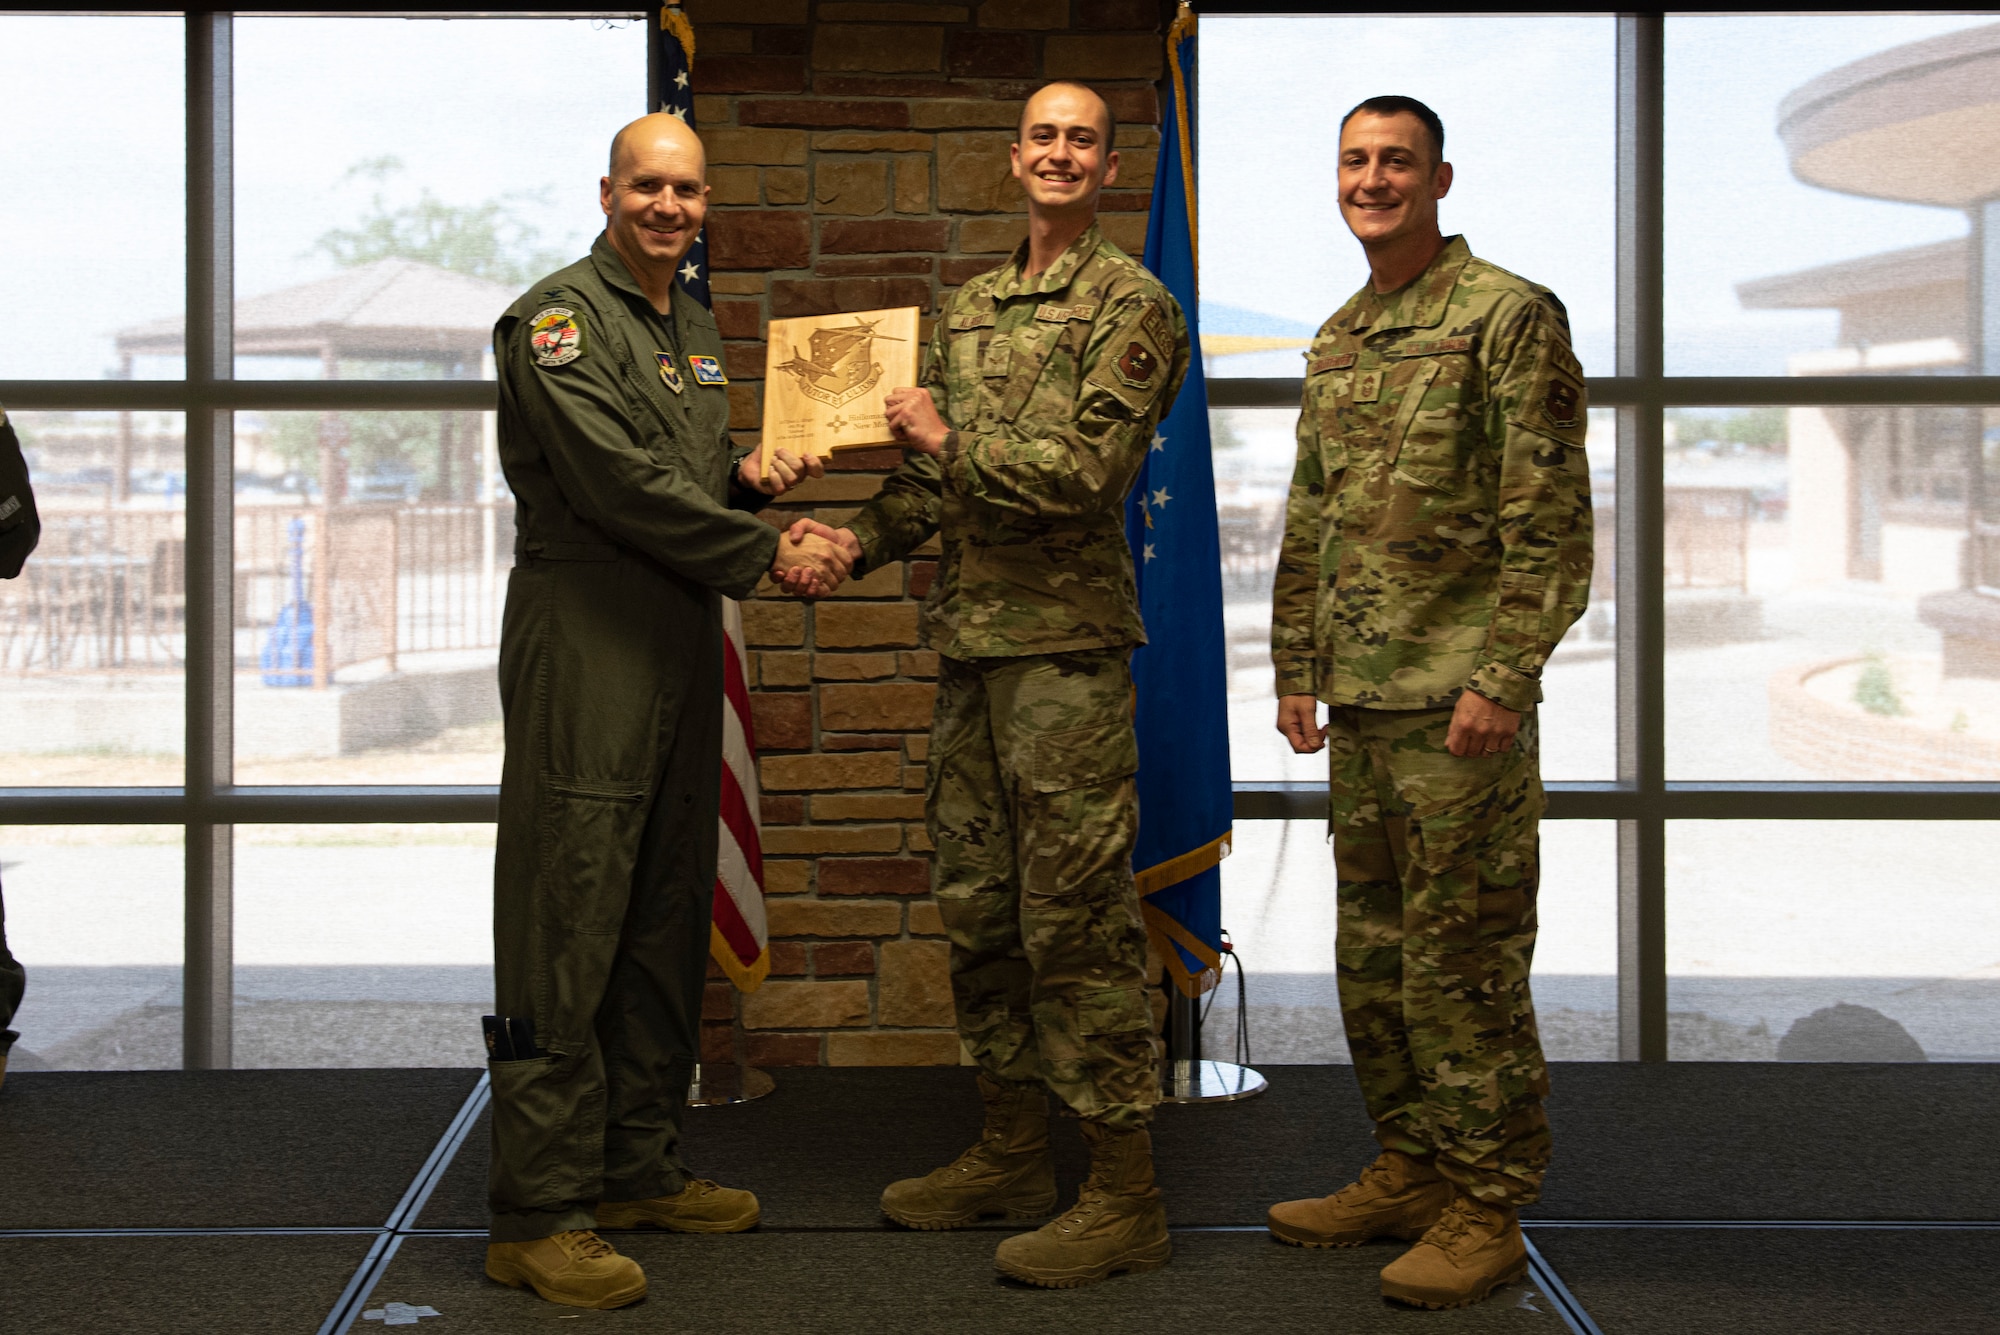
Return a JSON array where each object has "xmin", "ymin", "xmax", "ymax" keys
[
  {"xmin": 1410, "ymin": 782, "xmax": 1544, "ymax": 875},
  {"xmin": 1075, "ymin": 985, "xmax": 1150, "ymax": 1036},
  {"xmin": 1320, "ymin": 439, "xmax": 1350, "ymax": 475},
  {"xmin": 1029, "ymin": 721, "xmax": 1138, "ymax": 793}
]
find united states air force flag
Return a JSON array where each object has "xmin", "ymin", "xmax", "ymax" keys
[
  {"xmin": 1127, "ymin": 9, "xmax": 1231, "ymax": 998},
  {"xmin": 656, "ymin": 5, "xmax": 711, "ymax": 308},
  {"xmin": 658, "ymin": 5, "xmax": 766, "ymax": 991}
]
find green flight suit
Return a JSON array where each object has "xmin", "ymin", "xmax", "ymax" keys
[
  {"xmin": 845, "ymin": 224, "xmax": 1190, "ymax": 1131},
  {"xmin": 1271, "ymin": 237, "xmax": 1593, "ymax": 1206},
  {"xmin": 487, "ymin": 235, "xmax": 778, "ymax": 1243}
]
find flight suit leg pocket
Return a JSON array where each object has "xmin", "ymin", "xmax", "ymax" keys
[{"xmin": 539, "ymin": 778, "xmax": 650, "ymax": 935}]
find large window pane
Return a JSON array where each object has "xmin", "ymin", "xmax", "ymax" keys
[
  {"xmin": 1670, "ymin": 822, "xmax": 2000, "ymax": 1061},
  {"xmin": 231, "ymin": 412, "xmax": 509, "ymax": 783},
  {"xmin": 1666, "ymin": 14, "xmax": 1999, "ymax": 375},
  {"xmin": 1218, "ymin": 406, "xmax": 1615, "ymax": 782},
  {"xmin": 0, "ymin": 16, "xmax": 183, "ymax": 380},
  {"xmin": 1209, "ymin": 819, "xmax": 1615, "ymax": 1063},
  {"xmin": 1199, "ymin": 14, "xmax": 1614, "ymax": 378},
  {"xmin": 233, "ymin": 824, "xmax": 492, "ymax": 1068},
  {"xmin": 1664, "ymin": 403, "xmax": 2000, "ymax": 780},
  {"xmin": 0, "ymin": 827, "xmax": 183, "ymax": 1071},
  {"xmin": 0, "ymin": 413, "xmax": 186, "ymax": 785},
  {"xmin": 231, "ymin": 17, "xmax": 644, "ymax": 382}
]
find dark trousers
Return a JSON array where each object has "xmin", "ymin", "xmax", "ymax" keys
[
  {"xmin": 0, "ymin": 874, "xmax": 22, "ymax": 1053},
  {"xmin": 486, "ymin": 555, "xmax": 724, "ymax": 1243}
]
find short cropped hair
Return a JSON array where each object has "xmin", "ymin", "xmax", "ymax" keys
[
  {"xmin": 1016, "ymin": 80, "xmax": 1117, "ymax": 151},
  {"xmin": 1339, "ymin": 95, "xmax": 1445, "ymax": 166}
]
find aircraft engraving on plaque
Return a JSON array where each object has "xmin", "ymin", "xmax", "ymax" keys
[{"xmin": 761, "ymin": 306, "xmax": 920, "ymax": 474}]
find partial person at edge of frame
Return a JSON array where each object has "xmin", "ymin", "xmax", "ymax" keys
[
  {"xmin": 1266, "ymin": 94, "xmax": 1595, "ymax": 1310},
  {"xmin": 783, "ymin": 79, "xmax": 1192, "ymax": 1289},
  {"xmin": 480, "ymin": 111, "xmax": 850, "ymax": 1312},
  {"xmin": 0, "ymin": 400, "xmax": 42, "ymax": 1094}
]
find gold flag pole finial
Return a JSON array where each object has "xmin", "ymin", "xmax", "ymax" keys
[{"xmin": 662, "ymin": 3, "xmax": 695, "ymax": 62}]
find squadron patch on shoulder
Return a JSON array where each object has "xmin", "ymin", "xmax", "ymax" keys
[
  {"xmin": 1116, "ymin": 341, "xmax": 1159, "ymax": 388},
  {"xmin": 1543, "ymin": 379, "xmax": 1581, "ymax": 430},
  {"xmin": 528, "ymin": 308, "xmax": 583, "ymax": 367},
  {"xmin": 689, "ymin": 354, "xmax": 727, "ymax": 386}
]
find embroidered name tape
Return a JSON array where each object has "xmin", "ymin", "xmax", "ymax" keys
[
  {"xmin": 1035, "ymin": 302, "xmax": 1098, "ymax": 323},
  {"xmin": 950, "ymin": 311, "xmax": 996, "ymax": 331},
  {"xmin": 689, "ymin": 355, "xmax": 727, "ymax": 386},
  {"xmin": 1396, "ymin": 336, "xmax": 1475, "ymax": 357},
  {"xmin": 1307, "ymin": 352, "xmax": 1357, "ymax": 374}
]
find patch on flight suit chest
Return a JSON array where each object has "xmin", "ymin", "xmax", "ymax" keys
[{"xmin": 654, "ymin": 352, "xmax": 685, "ymax": 394}]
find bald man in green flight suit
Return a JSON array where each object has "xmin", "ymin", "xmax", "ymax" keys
[{"xmin": 480, "ymin": 112, "xmax": 850, "ymax": 1311}]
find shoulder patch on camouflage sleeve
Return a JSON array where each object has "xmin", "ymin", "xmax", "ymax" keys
[
  {"xmin": 528, "ymin": 307, "xmax": 584, "ymax": 367},
  {"xmin": 1539, "ymin": 339, "xmax": 1585, "ymax": 431}
]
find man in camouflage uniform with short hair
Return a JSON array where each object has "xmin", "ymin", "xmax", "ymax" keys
[
  {"xmin": 1265, "ymin": 96, "xmax": 1593, "ymax": 1310},
  {"xmin": 788, "ymin": 81, "xmax": 1188, "ymax": 1288}
]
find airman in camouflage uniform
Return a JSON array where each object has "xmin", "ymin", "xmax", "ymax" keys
[
  {"xmin": 1265, "ymin": 97, "xmax": 1592, "ymax": 1311},
  {"xmin": 794, "ymin": 82, "xmax": 1188, "ymax": 1288}
]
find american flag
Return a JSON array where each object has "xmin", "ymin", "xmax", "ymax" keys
[
  {"xmin": 658, "ymin": 5, "xmax": 766, "ymax": 990},
  {"xmin": 657, "ymin": 4, "xmax": 711, "ymax": 308}
]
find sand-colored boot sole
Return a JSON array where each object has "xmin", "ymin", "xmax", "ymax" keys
[
  {"xmin": 881, "ymin": 1183, "xmax": 1057, "ymax": 1231},
  {"xmin": 995, "ymin": 1234, "xmax": 1172, "ymax": 1289},
  {"xmin": 484, "ymin": 1252, "xmax": 647, "ymax": 1310},
  {"xmin": 1380, "ymin": 1254, "xmax": 1529, "ymax": 1310}
]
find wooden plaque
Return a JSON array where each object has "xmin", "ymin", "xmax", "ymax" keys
[{"xmin": 760, "ymin": 306, "xmax": 921, "ymax": 474}]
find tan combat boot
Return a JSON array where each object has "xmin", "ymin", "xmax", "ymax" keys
[
  {"xmin": 596, "ymin": 1178, "xmax": 760, "ymax": 1233},
  {"xmin": 1266, "ymin": 1149, "xmax": 1451, "ymax": 1248},
  {"xmin": 484, "ymin": 1230, "xmax": 647, "ymax": 1309},
  {"xmin": 881, "ymin": 1075, "xmax": 1057, "ymax": 1229},
  {"xmin": 992, "ymin": 1121, "xmax": 1171, "ymax": 1288},
  {"xmin": 1379, "ymin": 1192, "xmax": 1529, "ymax": 1309}
]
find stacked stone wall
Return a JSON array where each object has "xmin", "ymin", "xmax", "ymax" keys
[{"xmin": 690, "ymin": 0, "xmax": 1173, "ymax": 1068}]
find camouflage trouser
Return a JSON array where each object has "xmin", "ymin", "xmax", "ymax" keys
[
  {"xmin": 929, "ymin": 649, "xmax": 1158, "ymax": 1132},
  {"xmin": 1328, "ymin": 703, "xmax": 1550, "ymax": 1206}
]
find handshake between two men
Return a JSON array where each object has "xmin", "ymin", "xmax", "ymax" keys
[{"xmin": 739, "ymin": 385, "xmax": 948, "ymax": 598}]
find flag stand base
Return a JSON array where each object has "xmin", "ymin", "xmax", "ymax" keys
[
  {"xmin": 1157, "ymin": 988, "xmax": 1267, "ymax": 1104},
  {"xmin": 1160, "ymin": 1058, "xmax": 1266, "ymax": 1103},
  {"xmin": 687, "ymin": 1063, "xmax": 774, "ymax": 1106}
]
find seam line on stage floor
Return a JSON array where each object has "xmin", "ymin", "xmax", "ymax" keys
[{"xmin": 315, "ymin": 1073, "xmax": 490, "ymax": 1335}]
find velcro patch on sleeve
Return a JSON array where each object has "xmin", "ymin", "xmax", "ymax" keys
[
  {"xmin": 528, "ymin": 308, "xmax": 584, "ymax": 367},
  {"xmin": 1307, "ymin": 352, "xmax": 1357, "ymax": 374},
  {"xmin": 1538, "ymin": 337, "xmax": 1586, "ymax": 432},
  {"xmin": 1116, "ymin": 340, "xmax": 1161, "ymax": 388}
]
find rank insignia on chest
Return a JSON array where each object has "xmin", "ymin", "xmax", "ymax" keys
[
  {"xmin": 654, "ymin": 352, "xmax": 685, "ymax": 394},
  {"xmin": 528, "ymin": 308, "xmax": 583, "ymax": 367},
  {"xmin": 1354, "ymin": 370, "xmax": 1382, "ymax": 403},
  {"xmin": 689, "ymin": 354, "xmax": 727, "ymax": 386},
  {"xmin": 1116, "ymin": 341, "xmax": 1158, "ymax": 388}
]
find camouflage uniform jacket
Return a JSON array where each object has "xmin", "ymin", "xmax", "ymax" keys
[
  {"xmin": 1271, "ymin": 236, "xmax": 1593, "ymax": 714},
  {"xmin": 845, "ymin": 223, "xmax": 1190, "ymax": 659}
]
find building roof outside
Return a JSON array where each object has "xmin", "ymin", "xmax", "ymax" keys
[{"xmin": 116, "ymin": 258, "xmax": 518, "ymax": 362}]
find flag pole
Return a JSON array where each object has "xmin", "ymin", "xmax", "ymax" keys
[
  {"xmin": 655, "ymin": 0, "xmax": 772, "ymax": 1105},
  {"xmin": 1146, "ymin": 2, "xmax": 1264, "ymax": 1104}
]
